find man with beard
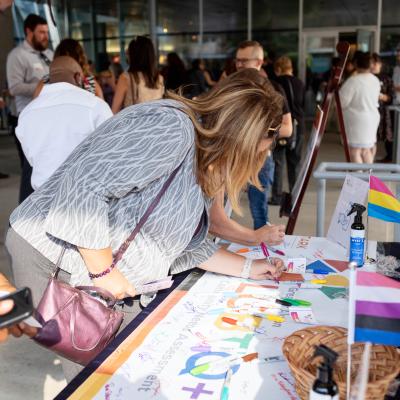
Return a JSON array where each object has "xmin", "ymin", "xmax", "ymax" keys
[{"xmin": 6, "ymin": 13, "xmax": 53, "ymax": 202}]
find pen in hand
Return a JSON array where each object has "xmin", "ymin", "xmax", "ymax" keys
[{"xmin": 260, "ymin": 242, "xmax": 277, "ymax": 281}]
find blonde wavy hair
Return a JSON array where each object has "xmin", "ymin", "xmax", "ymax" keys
[{"xmin": 167, "ymin": 68, "xmax": 283, "ymax": 214}]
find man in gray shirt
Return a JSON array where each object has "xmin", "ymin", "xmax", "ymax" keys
[
  {"xmin": 6, "ymin": 13, "xmax": 53, "ymax": 114},
  {"xmin": 6, "ymin": 13, "xmax": 53, "ymax": 202}
]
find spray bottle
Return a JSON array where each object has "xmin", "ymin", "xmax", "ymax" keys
[
  {"xmin": 309, "ymin": 345, "xmax": 339, "ymax": 399},
  {"xmin": 347, "ymin": 203, "xmax": 366, "ymax": 267}
]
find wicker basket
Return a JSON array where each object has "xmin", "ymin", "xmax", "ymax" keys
[{"xmin": 282, "ymin": 326, "xmax": 400, "ymax": 400}]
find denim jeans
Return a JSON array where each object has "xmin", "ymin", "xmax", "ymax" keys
[{"xmin": 247, "ymin": 155, "xmax": 275, "ymax": 229}]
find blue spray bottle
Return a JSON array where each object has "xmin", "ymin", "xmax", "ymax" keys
[{"xmin": 347, "ymin": 203, "xmax": 366, "ymax": 267}]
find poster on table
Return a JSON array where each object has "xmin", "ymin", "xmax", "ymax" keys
[
  {"xmin": 326, "ymin": 174, "xmax": 369, "ymax": 250},
  {"xmin": 65, "ymin": 237, "xmax": 351, "ymax": 400}
]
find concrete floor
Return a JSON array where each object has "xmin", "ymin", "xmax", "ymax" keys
[{"xmin": 0, "ymin": 127, "xmax": 391, "ymax": 399}]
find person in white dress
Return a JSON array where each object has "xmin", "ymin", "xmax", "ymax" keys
[{"xmin": 340, "ymin": 52, "xmax": 381, "ymax": 163}]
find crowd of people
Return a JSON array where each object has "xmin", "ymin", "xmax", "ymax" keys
[{"xmin": 0, "ymin": 12, "xmax": 399, "ymax": 385}]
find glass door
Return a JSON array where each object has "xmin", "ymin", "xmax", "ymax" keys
[
  {"xmin": 357, "ymin": 29, "xmax": 375, "ymax": 52},
  {"xmin": 301, "ymin": 30, "xmax": 338, "ymax": 115}
]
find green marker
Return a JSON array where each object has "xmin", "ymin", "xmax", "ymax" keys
[
  {"xmin": 191, "ymin": 362, "xmax": 212, "ymax": 376},
  {"xmin": 190, "ymin": 353, "xmax": 258, "ymax": 376},
  {"xmin": 282, "ymin": 298, "xmax": 312, "ymax": 307}
]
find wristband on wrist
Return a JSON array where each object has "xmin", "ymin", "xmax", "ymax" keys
[
  {"xmin": 88, "ymin": 263, "xmax": 116, "ymax": 279},
  {"xmin": 240, "ymin": 258, "xmax": 253, "ymax": 279}
]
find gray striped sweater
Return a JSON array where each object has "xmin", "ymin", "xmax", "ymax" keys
[{"xmin": 9, "ymin": 99, "xmax": 218, "ymax": 287}]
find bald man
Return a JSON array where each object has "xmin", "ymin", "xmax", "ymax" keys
[{"xmin": 15, "ymin": 56, "xmax": 112, "ymax": 191}]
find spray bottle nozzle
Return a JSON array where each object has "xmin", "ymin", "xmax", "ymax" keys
[
  {"xmin": 347, "ymin": 203, "xmax": 366, "ymax": 224},
  {"xmin": 313, "ymin": 344, "xmax": 339, "ymax": 398},
  {"xmin": 313, "ymin": 344, "xmax": 338, "ymax": 365}
]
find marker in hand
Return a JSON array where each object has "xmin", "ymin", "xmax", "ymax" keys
[
  {"xmin": 260, "ymin": 242, "xmax": 281, "ymax": 281},
  {"xmin": 260, "ymin": 242, "xmax": 272, "ymax": 264}
]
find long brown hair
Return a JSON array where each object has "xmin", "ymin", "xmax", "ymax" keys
[
  {"xmin": 128, "ymin": 36, "xmax": 160, "ymax": 89},
  {"xmin": 167, "ymin": 68, "xmax": 283, "ymax": 214},
  {"xmin": 54, "ymin": 39, "xmax": 88, "ymax": 74}
]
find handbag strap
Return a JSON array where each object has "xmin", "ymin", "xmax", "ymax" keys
[
  {"xmin": 112, "ymin": 157, "xmax": 185, "ymax": 266},
  {"xmin": 54, "ymin": 105, "xmax": 190, "ymax": 276},
  {"xmin": 128, "ymin": 72, "xmax": 139, "ymax": 105},
  {"xmin": 286, "ymin": 78, "xmax": 298, "ymax": 124},
  {"xmin": 76, "ymin": 285, "xmax": 118, "ymax": 307},
  {"xmin": 286, "ymin": 78, "xmax": 295, "ymax": 114}
]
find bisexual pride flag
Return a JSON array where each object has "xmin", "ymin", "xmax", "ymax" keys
[
  {"xmin": 348, "ymin": 270, "xmax": 400, "ymax": 346},
  {"xmin": 368, "ymin": 175, "xmax": 400, "ymax": 223}
]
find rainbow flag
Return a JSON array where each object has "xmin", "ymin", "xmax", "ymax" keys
[
  {"xmin": 368, "ymin": 175, "xmax": 400, "ymax": 223},
  {"xmin": 350, "ymin": 271, "xmax": 400, "ymax": 346}
]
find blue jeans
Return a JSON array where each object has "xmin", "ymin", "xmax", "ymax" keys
[{"xmin": 247, "ymin": 156, "xmax": 275, "ymax": 229}]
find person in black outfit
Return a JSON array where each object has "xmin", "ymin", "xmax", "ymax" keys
[
  {"xmin": 187, "ymin": 59, "xmax": 209, "ymax": 98},
  {"xmin": 161, "ymin": 52, "xmax": 188, "ymax": 91},
  {"xmin": 270, "ymin": 56, "xmax": 305, "ymax": 205}
]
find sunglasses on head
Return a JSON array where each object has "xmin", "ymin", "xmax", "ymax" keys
[{"xmin": 264, "ymin": 123, "xmax": 281, "ymax": 139}]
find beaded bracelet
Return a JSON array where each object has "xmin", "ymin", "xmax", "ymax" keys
[{"xmin": 88, "ymin": 263, "xmax": 116, "ymax": 280}]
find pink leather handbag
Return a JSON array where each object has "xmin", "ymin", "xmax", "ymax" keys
[
  {"xmin": 33, "ymin": 156, "xmax": 185, "ymax": 365},
  {"xmin": 33, "ymin": 273, "xmax": 123, "ymax": 365}
]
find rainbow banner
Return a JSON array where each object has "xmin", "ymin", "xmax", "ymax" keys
[
  {"xmin": 352, "ymin": 271, "xmax": 400, "ymax": 346},
  {"xmin": 368, "ymin": 175, "xmax": 400, "ymax": 223}
]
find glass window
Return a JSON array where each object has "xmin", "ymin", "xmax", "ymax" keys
[
  {"xmin": 68, "ymin": 0, "xmax": 95, "ymax": 63},
  {"xmin": 120, "ymin": 0, "xmax": 149, "ymax": 38},
  {"xmin": 254, "ymin": 31, "xmax": 299, "ymax": 60},
  {"xmin": 158, "ymin": 34, "xmax": 199, "ymax": 66},
  {"xmin": 199, "ymin": 1, "xmax": 247, "ymax": 69},
  {"xmin": 158, "ymin": 0, "xmax": 198, "ymax": 34},
  {"xmin": 382, "ymin": 0, "xmax": 400, "ymax": 27},
  {"xmin": 253, "ymin": 0, "xmax": 298, "ymax": 30},
  {"xmin": 202, "ymin": 31, "xmax": 247, "ymax": 59},
  {"xmin": 303, "ymin": 0, "xmax": 378, "ymax": 28},
  {"xmin": 204, "ymin": 0, "xmax": 247, "ymax": 32},
  {"xmin": 381, "ymin": 27, "xmax": 400, "ymax": 52},
  {"xmin": 252, "ymin": 1, "xmax": 299, "ymax": 71}
]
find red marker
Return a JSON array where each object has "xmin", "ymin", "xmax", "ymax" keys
[{"xmin": 222, "ymin": 316, "xmax": 255, "ymax": 331}]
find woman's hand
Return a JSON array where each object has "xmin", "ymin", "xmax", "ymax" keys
[
  {"xmin": 250, "ymin": 258, "xmax": 285, "ymax": 280},
  {"xmin": 93, "ymin": 268, "xmax": 136, "ymax": 300},
  {"xmin": 255, "ymin": 224, "xmax": 285, "ymax": 246}
]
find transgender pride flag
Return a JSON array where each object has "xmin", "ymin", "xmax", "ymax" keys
[{"xmin": 348, "ymin": 270, "xmax": 400, "ymax": 346}]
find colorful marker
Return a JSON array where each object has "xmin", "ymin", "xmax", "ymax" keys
[
  {"xmin": 310, "ymin": 279, "xmax": 327, "ymax": 284},
  {"xmin": 275, "ymin": 299, "xmax": 292, "ymax": 307},
  {"xmin": 220, "ymin": 367, "xmax": 233, "ymax": 400},
  {"xmin": 190, "ymin": 352, "xmax": 258, "ymax": 376},
  {"xmin": 260, "ymin": 242, "xmax": 273, "ymax": 264},
  {"xmin": 260, "ymin": 355, "xmax": 286, "ymax": 363},
  {"xmin": 222, "ymin": 316, "xmax": 255, "ymax": 330},
  {"xmin": 252, "ymin": 313, "xmax": 285, "ymax": 323},
  {"xmin": 269, "ymin": 246, "xmax": 286, "ymax": 256},
  {"xmin": 282, "ymin": 298, "xmax": 312, "ymax": 307},
  {"xmin": 312, "ymin": 269, "xmax": 330, "ymax": 275},
  {"xmin": 299, "ymin": 284, "xmax": 322, "ymax": 289}
]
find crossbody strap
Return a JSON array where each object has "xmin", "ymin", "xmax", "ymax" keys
[
  {"xmin": 128, "ymin": 72, "xmax": 139, "ymax": 105},
  {"xmin": 54, "ymin": 157, "xmax": 186, "ymax": 274},
  {"xmin": 55, "ymin": 105, "xmax": 190, "ymax": 273},
  {"xmin": 287, "ymin": 78, "xmax": 296, "ymax": 116},
  {"xmin": 112, "ymin": 157, "xmax": 185, "ymax": 266}
]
